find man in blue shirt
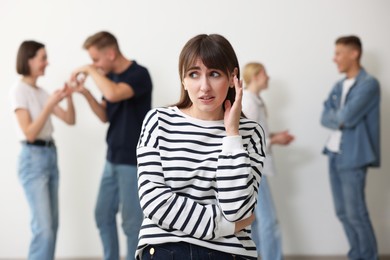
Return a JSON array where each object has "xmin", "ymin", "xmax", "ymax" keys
[
  {"xmin": 72, "ymin": 31, "xmax": 152, "ymax": 260},
  {"xmin": 321, "ymin": 35, "xmax": 380, "ymax": 260}
]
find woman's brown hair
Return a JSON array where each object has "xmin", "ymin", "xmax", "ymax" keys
[
  {"xmin": 16, "ymin": 41, "xmax": 45, "ymax": 76},
  {"xmin": 174, "ymin": 34, "xmax": 240, "ymax": 109}
]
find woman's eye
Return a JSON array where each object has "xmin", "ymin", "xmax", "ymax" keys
[
  {"xmin": 210, "ymin": 71, "xmax": 220, "ymax": 77},
  {"xmin": 188, "ymin": 72, "xmax": 198, "ymax": 78}
]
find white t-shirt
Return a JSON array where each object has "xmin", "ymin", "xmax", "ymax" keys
[
  {"xmin": 326, "ymin": 78, "xmax": 355, "ymax": 152},
  {"xmin": 9, "ymin": 80, "xmax": 54, "ymax": 141},
  {"xmin": 242, "ymin": 89, "xmax": 276, "ymax": 176}
]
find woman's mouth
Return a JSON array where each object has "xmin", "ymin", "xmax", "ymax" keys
[{"xmin": 199, "ymin": 96, "xmax": 215, "ymax": 103}]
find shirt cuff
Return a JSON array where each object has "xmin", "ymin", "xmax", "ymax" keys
[
  {"xmin": 215, "ymin": 215, "xmax": 235, "ymax": 237},
  {"xmin": 221, "ymin": 136, "xmax": 244, "ymax": 154}
]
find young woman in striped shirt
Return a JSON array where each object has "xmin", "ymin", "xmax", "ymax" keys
[{"xmin": 136, "ymin": 34, "xmax": 266, "ymax": 260}]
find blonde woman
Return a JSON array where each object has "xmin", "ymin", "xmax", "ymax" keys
[{"xmin": 242, "ymin": 62, "xmax": 294, "ymax": 260}]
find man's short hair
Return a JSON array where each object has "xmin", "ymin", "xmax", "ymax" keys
[
  {"xmin": 83, "ymin": 31, "xmax": 119, "ymax": 52},
  {"xmin": 335, "ymin": 35, "xmax": 362, "ymax": 60}
]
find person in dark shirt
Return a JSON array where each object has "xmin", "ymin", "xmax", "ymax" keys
[{"xmin": 72, "ymin": 31, "xmax": 152, "ymax": 260}]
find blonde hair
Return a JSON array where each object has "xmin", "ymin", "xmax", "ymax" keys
[{"xmin": 242, "ymin": 62, "xmax": 264, "ymax": 88}]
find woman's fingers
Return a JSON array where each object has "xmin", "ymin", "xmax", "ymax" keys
[{"xmin": 234, "ymin": 76, "xmax": 243, "ymax": 104}]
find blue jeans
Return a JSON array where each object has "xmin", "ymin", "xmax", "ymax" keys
[
  {"xmin": 95, "ymin": 161, "xmax": 143, "ymax": 260},
  {"xmin": 18, "ymin": 144, "xmax": 59, "ymax": 260},
  {"xmin": 251, "ymin": 176, "xmax": 283, "ymax": 260},
  {"xmin": 142, "ymin": 242, "xmax": 253, "ymax": 260},
  {"xmin": 328, "ymin": 153, "xmax": 378, "ymax": 260}
]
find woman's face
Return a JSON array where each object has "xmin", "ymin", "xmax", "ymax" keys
[
  {"xmin": 183, "ymin": 59, "xmax": 232, "ymax": 120},
  {"xmin": 28, "ymin": 48, "xmax": 48, "ymax": 77}
]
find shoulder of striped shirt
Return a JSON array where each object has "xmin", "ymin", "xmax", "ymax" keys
[{"xmin": 149, "ymin": 107, "xmax": 262, "ymax": 133}]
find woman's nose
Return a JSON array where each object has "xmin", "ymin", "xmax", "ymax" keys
[{"xmin": 200, "ymin": 76, "xmax": 211, "ymax": 91}]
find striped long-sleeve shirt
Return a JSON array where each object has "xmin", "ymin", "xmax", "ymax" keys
[{"xmin": 136, "ymin": 106, "xmax": 265, "ymax": 259}]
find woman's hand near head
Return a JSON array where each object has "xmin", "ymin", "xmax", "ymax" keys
[{"xmin": 224, "ymin": 76, "xmax": 243, "ymax": 136}]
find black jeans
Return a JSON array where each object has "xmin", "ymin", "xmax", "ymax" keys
[{"xmin": 142, "ymin": 242, "xmax": 252, "ymax": 260}]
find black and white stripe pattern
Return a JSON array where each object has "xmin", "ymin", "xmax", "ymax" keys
[{"xmin": 136, "ymin": 107, "xmax": 265, "ymax": 259}]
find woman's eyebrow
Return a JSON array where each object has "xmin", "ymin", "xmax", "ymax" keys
[{"xmin": 187, "ymin": 66, "xmax": 201, "ymax": 71}]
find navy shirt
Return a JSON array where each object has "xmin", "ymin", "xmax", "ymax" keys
[{"xmin": 105, "ymin": 61, "xmax": 152, "ymax": 165}]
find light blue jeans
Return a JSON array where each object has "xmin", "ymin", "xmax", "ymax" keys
[
  {"xmin": 328, "ymin": 153, "xmax": 378, "ymax": 260},
  {"xmin": 95, "ymin": 161, "xmax": 143, "ymax": 260},
  {"xmin": 251, "ymin": 176, "xmax": 283, "ymax": 260},
  {"xmin": 18, "ymin": 143, "xmax": 59, "ymax": 260}
]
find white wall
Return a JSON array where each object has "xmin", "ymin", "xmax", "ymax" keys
[{"xmin": 1, "ymin": 0, "xmax": 389, "ymax": 258}]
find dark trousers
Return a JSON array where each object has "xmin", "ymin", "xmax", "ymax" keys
[{"xmin": 142, "ymin": 242, "xmax": 253, "ymax": 260}]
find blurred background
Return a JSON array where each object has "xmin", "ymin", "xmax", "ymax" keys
[{"xmin": 1, "ymin": 0, "xmax": 389, "ymax": 258}]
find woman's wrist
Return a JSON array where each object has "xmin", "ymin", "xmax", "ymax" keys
[{"xmin": 226, "ymin": 130, "xmax": 239, "ymax": 136}]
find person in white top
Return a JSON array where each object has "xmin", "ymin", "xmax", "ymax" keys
[
  {"xmin": 242, "ymin": 62, "xmax": 294, "ymax": 260},
  {"xmin": 9, "ymin": 40, "xmax": 75, "ymax": 260},
  {"xmin": 325, "ymin": 77, "xmax": 355, "ymax": 152},
  {"xmin": 136, "ymin": 34, "xmax": 266, "ymax": 260}
]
